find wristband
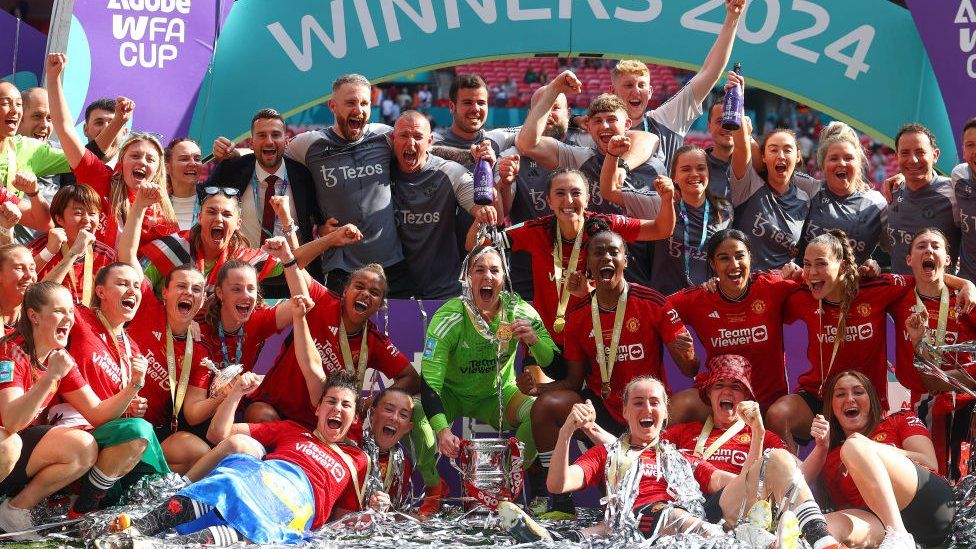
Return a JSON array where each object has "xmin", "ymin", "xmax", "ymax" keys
[
  {"xmin": 282, "ymin": 257, "xmax": 298, "ymax": 269},
  {"xmin": 130, "ymin": 380, "xmax": 144, "ymax": 391},
  {"xmin": 37, "ymin": 247, "xmax": 55, "ymax": 263},
  {"xmin": 25, "ymin": 190, "xmax": 39, "ymax": 197},
  {"xmin": 607, "ymin": 152, "xmax": 619, "ymax": 158}
]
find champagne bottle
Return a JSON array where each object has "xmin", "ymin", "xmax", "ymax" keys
[
  {"xmin": 721, "ymin": 62, "xmax": 743, "ymax": 131},
  {"xmin": 473, "ymin": 157, "xmax": 494, "ymax": 206}
]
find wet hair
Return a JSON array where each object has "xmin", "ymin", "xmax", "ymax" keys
[
  {"xmin": 90, "ymin": 262, "xmax": 137, "ymax": 309},
  {"xmin": 204, "ymin": 260, "xmax": 263, "ymax": 328},
  {"xmin": 622, "ymin": 375, "xmax": 668, "ymax": 409},
  {"xmin": 163, "ymin": 263, "xmax": 204, "ymax": 291},
  {"xmin": 332, "ymin": 74, "xmax": 371, "ymax": 93},
  {"xmin": 189, "ymin": 193, "xmax": 250, "ymax": 258},
  {"xmin": 895, "ymin": 123, "xmax": 938, "ymax": 151},
  {"xmin": 587, "ymin": 93, "xmax": 628, "ymax": 119},
  {"xmin": 0, "ymin": 281, "xmax": 70, "ymax": 370},
  {"xmin": 807, "ymin": 229, "xmax": 859, "ymax": 345},
  {"xmin": 0, "ymin": 244, "xmax": 31, "ymax": 271},
  {"xmin": 110, "ymin": 135, "xmax": 178, "ymax": 228},
  {"xmin": 343, "ymin": 263, "xmax": 389, "ymax": 302},
  {"xmin": 545, "ymin": 167, "xmax": 589, "ymax": 196},
  {"xmin": 50, "ymin": 184, "xmax": 101, "ymax": 229},
  {"xmin": 758, "ymin": 128, "xmax": 803, "ymax": 180},
  {"xmin": 963, "ymin": 117, "xmax": 976, "ymax": 137},
  {"xmin": 822, "ymin": 370, "xmax": 882, "ymax": 449},
  {"xmin": 705, "ymin": 229, "xmax": 751, "ymax": 261},
  {"xmin": 671, "ymin": 145, "xmax": 728, "ymax": 223},
  {"xmin": 910, "ymin": 227, "xmax": 949, "ymax": 250},
  {"xmin": 611, "ymin": 60, "xmax": 650, "ymax": 80},
  {"xmin": 373, "ymin": 387, "xmax": 413, "ymax": 409},
  {"xmin": 816, "ymin": 122, "xmax": 871, "ymax": 192},
  {"xmin": 84, "ymin": 97, "xmax": 115, "ymax": 123},
  {"xmin": 322, "ymin": 370, "xmax": 359, "ymax": 404},
  {"xmin": 449, "ymin": 74, "xmax": 487, "ymax": 104}
]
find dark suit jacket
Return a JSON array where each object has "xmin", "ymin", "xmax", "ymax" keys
[{"xmin": 205, "ymin": 154, "xmax": 324, "ymax": 285}]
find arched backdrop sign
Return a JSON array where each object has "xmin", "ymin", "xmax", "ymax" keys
[{"xmin": 189, "ymin": 0, "xmax": 957, "ymax": 172}]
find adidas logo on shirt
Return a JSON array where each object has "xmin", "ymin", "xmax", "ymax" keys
[
  {"xmin": 708, "ymin": 311, "xmax": 720, "ymax": 319},
  {"xmin": 153, "ymin": 331, "xmax": 162, "ymax": 341},
  {"xmin": 329, "ymin": 326, "xmax": 338, "ymax": 335}
]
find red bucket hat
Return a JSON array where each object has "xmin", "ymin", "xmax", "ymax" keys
[{"xmin": 693, "ymin": 354, "xmax": 756, "ymax": 404}]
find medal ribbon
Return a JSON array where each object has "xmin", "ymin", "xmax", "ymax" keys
[
  {"xmin": 693, "ymin": 415, "xmax": 746, "ymax": 460},
  {"xmin": 916, "ymin": 286, "xmax": 950, "ymax": 369},
  {"xmin": 680, "ymin": 199, "xmax": 710, "ymax": 284},
  {"xmin": 62, "ymin": 242, "xmax": 93, "ymax": 305},
  {"xmin": 608, "ymin": 433, "xmax": 658, "ymax": 488},
  {"xmin": 315, "ymin": 434, "xmax": 364, "ymax": 506},
  {"xmin": 552, "ymin": 223, "xmax": 585, "ymax": 332},
  {"xmin": 166, "ymin": 325, "xmax": 194, "ymax": 429},
  {"xmin": 461, "ymin": 299, "xmax": 509, "ymax": 352},
  {"xmin": 96, "ymin": 310, "xmax": 132, "ymax": 388},
  {"xmin": 817, "ymin": 300, "xmax": 845, "ymax": 395},
  {"xmin": 591, "ymin": 284, "xmax": 628, "ymax": 397},
  {"xmin": 217, "ymin": 319, "xmax": 243, "ymax": 366},
  {"xmin": 338, "ymin": 320, "xmax": 369, "ymax": 389}
]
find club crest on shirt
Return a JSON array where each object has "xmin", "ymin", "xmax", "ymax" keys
[
  {"xmin": 626, "ymin": 317, "xmax": 640, "ymax": 333},
  {"xmin": 751, "ymin": 300, "xmax": 766, "ymax": 314},
  {"xmin": 873, "ymin": 432, "xmax": 887, "ymax": 442},
  {"xmin": 736, "ymin": 433, "xmax": 751, "ymax": 444},
  {"xmin": 857, "ymin": 303, "xmax": 871, "ymax": 317}
]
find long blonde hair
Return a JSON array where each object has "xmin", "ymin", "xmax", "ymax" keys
[
  {"xmin": 816, "ymin": 121, "xmax": 871, "ymax": 192},
  {"xmin": 110, "ymin": 134, "xmax": 177, "ymax": 226}
]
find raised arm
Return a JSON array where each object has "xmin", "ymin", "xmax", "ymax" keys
[
  {"xmin": 515, "ymin": 71, "xmax": 582, "ymax": 170},
  {"xmin": 729, "ymin": 73, "xmax": 750, "ymax": 180},
  {"xmin": 290, "ymin": 295, "xmax": 327, "ymax": 406},
  {"xmin": 207, "ymin": 372, "xmax": 262, "ymax": 444},
  {"xmin": 634, "ymin": 176, "xmax": 676, "ymax": 241},
  {"xmin": 117, "ymin": 183, "xmax": 163, "ymax": 283},
  {"xmin": 45, "ymin": 54, "xmax": 87, "ymax": 169},
  {"xmin": 688, "ymin": 0, "xmax": 745, "ymax": 104},
  {"xmin": 11, "ymin": 173, "xmax": 54, "ymax": 232},
  {"xmin": 547, "ymin": 408, "xmax": 590, "ymax": 494},
  {"xmin": 41, "ymin": 229, "xmax": 94, "ymax": 285},
  {"xmin": 293, "ymin": 223, "xmax": 363, "ymax": 271},
  {"xmin": 601, "ymin": 136, "xmax": 633, "ymax": 206},
  {"xmin": 94, "ymin": 97, "xmax": 134, "ymax": 160}
]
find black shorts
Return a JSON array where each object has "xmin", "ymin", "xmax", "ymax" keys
[
  {"xmin": 580, "ymin": 387, "xmax": 627, "ymax": 442},
  {"xmin": 523, "ymin": 345, "xmax": 568, "ymax": 381},
  {"xmin": 901, "ymin": 463, "xmax": 954, "ymax": 546},
  {"xmin": 634, "ymin": 501, "xmax": 672, "ymax": 539},
  {"xmin": 0, "ymin": 425, "xmax": 55, "ymax": 497},
  {"xmin": 793, "ymin": 390, "xmax": 824, "ymax": 445},
  {"xmin": 703, "ymin": 487, "xmax": 724, "ymax": 523}
]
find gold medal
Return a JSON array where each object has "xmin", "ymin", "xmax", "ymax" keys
[
  {"xmin": 601, "ymin": 382, "xmax": 612, "ymax": 401},
  {"xmin": 496, "ymin": 322, "xmax": 513, "ymax": 343},
  {"xmin": 553, "ymin": 317, "xmax": 565, "ymax": 333}
]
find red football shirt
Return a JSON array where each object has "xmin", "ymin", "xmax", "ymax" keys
[
  {"xmin": 199, "ymin": 305, "xmax": 281, "ymax": 372},
  {"xmin": 784, "ymin": 274, "xmax": 911, "ymax": 406},
  {"xmin": 664, "ymin": 421, "xmax": 787, "ymax": 474},
  {"xmin": 822, "ymin": 411, "xmax": 932, "ymax": 508},
  {"xmin": 253, "ymin": 281, "xmax": 411, "ymax": 428},
  {"xmin": 889, "ymin": 284, "xmax": 976, "ymax": 401},
  {"xmin": 69, "ymin": 306, "xmax": 143, "ymax": 401},
  {"xmin": 563, "ymin": 284, "xmax": 686, "ymax": 424},
  {"xmin": 28, "ymin": 233, "xmax": 117, "ymax": 304},
  {"xmin": 575, "ymin": 443, "xmax": 716, "ymax": 508},
  {"xmin": 667, "ymin": 271, "xmax": 798, "ymax": 410},
  {"xmin": 248, "ymin": 420, "xmax": 368, "ymax": 527},
  {"xmin": 127, "ymin": 285, "xmax": 212, "ymax": 429},
  {"xmin": 72, "ymin": 150, "xmax": 179, "ymax": 247},
  {"xmin": 0, "ymin": 340, "xmax": 87, "ymax": 427},
  {"xmin": 502, "ymin": 213, "xmax": 641, "ymax": 346}
]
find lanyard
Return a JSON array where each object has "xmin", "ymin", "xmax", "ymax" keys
[
  {"xmin": 217, "ymin": 319, "xmax": 243, "ymax": 366},
  {"xmin": 314, "ymin": 432, "xmax": 364, "ymax": 505},
  {"xmin": 609, "ymin": 434, "xmax": 658, "ymax": 488},
  {"xmin": 916, "ymin": 286, "xmax": 951, "ymax": 369},
  {"xmin": 552, "ymin": 223, "xmax": 585, "ymax": 333},
  {"xmin": 817, "ymin": 300, "xmax": 846, "ymax": 395},
  {"xmin": 95, "ymin": 310, "xmax": 132, "ymax": 387},
  {"xmin": 190, "ymin": 197, "xmax": 202, "ymax": 227},
  {"xmin": 338, "ymin": 319, "xmax": 369, "ymax": 388},
  {"xmin": 592, "ymin": 284, "xmax": 628, "ymax": 401},
  {"xmin": 62, "ymin": 242, "xmax": 93, "ymax": 305},
  {"xmin": 166, "ymin": 325, "xmax": 194, "ymax": 431},
  {"xmin": 252, "ymin": 170, "xmax": 290, "ymax": 239},
  {"xmin": 680, "ymin": 199, "xmax": 710, "ymax": 285},
  {"xmin": 693, "ymin": 415, "xmax": 746, "ymax": 460}
]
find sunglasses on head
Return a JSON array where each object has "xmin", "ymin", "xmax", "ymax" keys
[{"xmin": 201, "ymin": 186, "xmax": 241, "ymax": 197}]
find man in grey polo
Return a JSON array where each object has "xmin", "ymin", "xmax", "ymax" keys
[
  {"xmin": 391, "ymin": 111, "xmax": 498, "ymax": 298},
  {"xmin": 286, "ymin": 74, "xmax": 414, "ymax": 296},
  {"xmin": 885, "ymin": 123, "xmax": 960, "ymax": 275}
]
